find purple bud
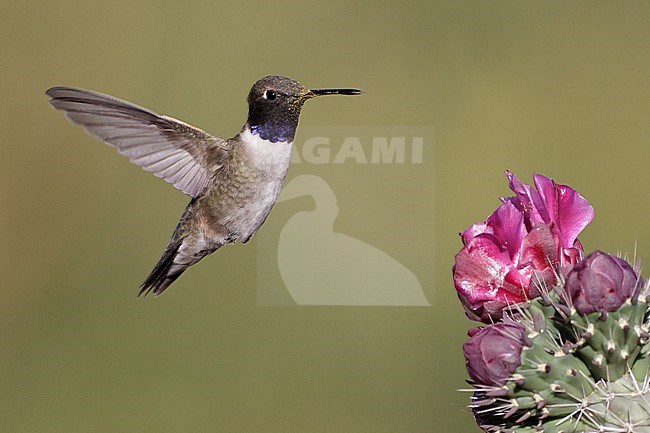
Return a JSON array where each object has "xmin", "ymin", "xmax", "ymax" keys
[
  {"xmin": 463, "ymin": 322, "xmax": 527, "ymax": 387},
  {"xmin": 566, "ymin": 251, "xmax": 641, "ymax": 315}
]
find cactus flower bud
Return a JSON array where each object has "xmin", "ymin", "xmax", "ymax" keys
[
  {"xmin": 463, "ymin": 322, "xmax": 527, "ymax": 387},
  {"xmin": 566, "ymin": 250, "xmax": 641, "ymax": 315}
]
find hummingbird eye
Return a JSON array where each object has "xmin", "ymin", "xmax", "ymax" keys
[{"xmin": 263, "ymin": 90, "xmax": 277, "ymax": 101}]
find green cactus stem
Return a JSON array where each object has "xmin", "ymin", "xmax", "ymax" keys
[{"xmin": 464, "ymin": 252, "xmax": 650, "ymax": 432}]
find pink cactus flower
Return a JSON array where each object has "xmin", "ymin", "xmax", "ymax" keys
[{"xmin": 453, "ymin": 172, "xmax": 594, "ymax": 322}]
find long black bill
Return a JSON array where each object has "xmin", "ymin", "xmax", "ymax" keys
[{"xmin": 309, "ymin": 88, "xmax": 364, "ymax": 96}]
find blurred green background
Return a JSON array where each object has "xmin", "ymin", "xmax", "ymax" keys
[{"xmin": 2, "ymin": 1, "xmax": 650, "ymax": 432}]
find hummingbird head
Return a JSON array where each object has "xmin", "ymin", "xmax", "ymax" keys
[{"xmin": 246, "ymin": 75, "xmax": 363, "ymax": 143}]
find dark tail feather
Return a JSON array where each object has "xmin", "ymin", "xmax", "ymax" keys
[{"xmin": 139, "ymin": 238, "xmax": 185, "ymax": 297}]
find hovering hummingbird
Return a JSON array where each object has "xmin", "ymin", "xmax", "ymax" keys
[{"xmin": 46, "ymin": 76, "xmax": 363, "ymax": 296}]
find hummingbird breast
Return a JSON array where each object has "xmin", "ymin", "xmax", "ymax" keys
[{"xmin": 203, "ymin": 128, "xmax": 293, "ymax": 243}]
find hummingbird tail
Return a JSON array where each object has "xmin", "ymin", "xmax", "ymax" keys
[{"xmin": 139, "ymin": 238, "xmax": 186, "ymax": 297}]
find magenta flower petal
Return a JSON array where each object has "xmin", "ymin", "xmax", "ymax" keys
[
  {"xmin": 505, "ymin": 170, "xmax": 528, "ymax": 200},
  {"xmin": 454, "ymin": 232, "xmax": 529, "ymax": 321},
  {"xmin": 505, "ymin": 171, "xmax": 544, "ymax": 225},
  {"xmin": 485, "ymin": 201, "xmax": 526, "ymax": 261},
  {"xmin": 531, "ymin": 174, "xmax": 594, "ymax": 248},
  {"xmin": 550, "ymin": 183, "xmax": 593, "ymax": 248},
  {"xmin": 530, "ymin": 173, "xmax": 555, "ymax": 223},
  {"xmin": 519, "ymin": 223, "xmax": 559, "ymax": 270},
  {"xmin": 454, "ymin": 233, "xmax": 513, "ymax": 307},
  {"xmin": 461, "ymin": 222, "xmax": 491, "ymax": 245}
]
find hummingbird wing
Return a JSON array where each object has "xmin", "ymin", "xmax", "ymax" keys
[{"xmin": 46, "ymin": 87, "xmax": 229, "ymax": 198}]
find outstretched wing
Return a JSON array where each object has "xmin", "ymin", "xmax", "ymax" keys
[{"xmin": 46, "ymin": 87, "xmax": 229, "ymax": 198}]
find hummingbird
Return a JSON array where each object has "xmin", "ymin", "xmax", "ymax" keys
[{"xmin": 46, "ymin": 76, "xmax": 363, "ymax": 296}]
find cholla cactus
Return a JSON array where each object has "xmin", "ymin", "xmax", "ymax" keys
[{"xmin": 454, "ymin": 173, "xmax": 650, "ymax": 432}]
